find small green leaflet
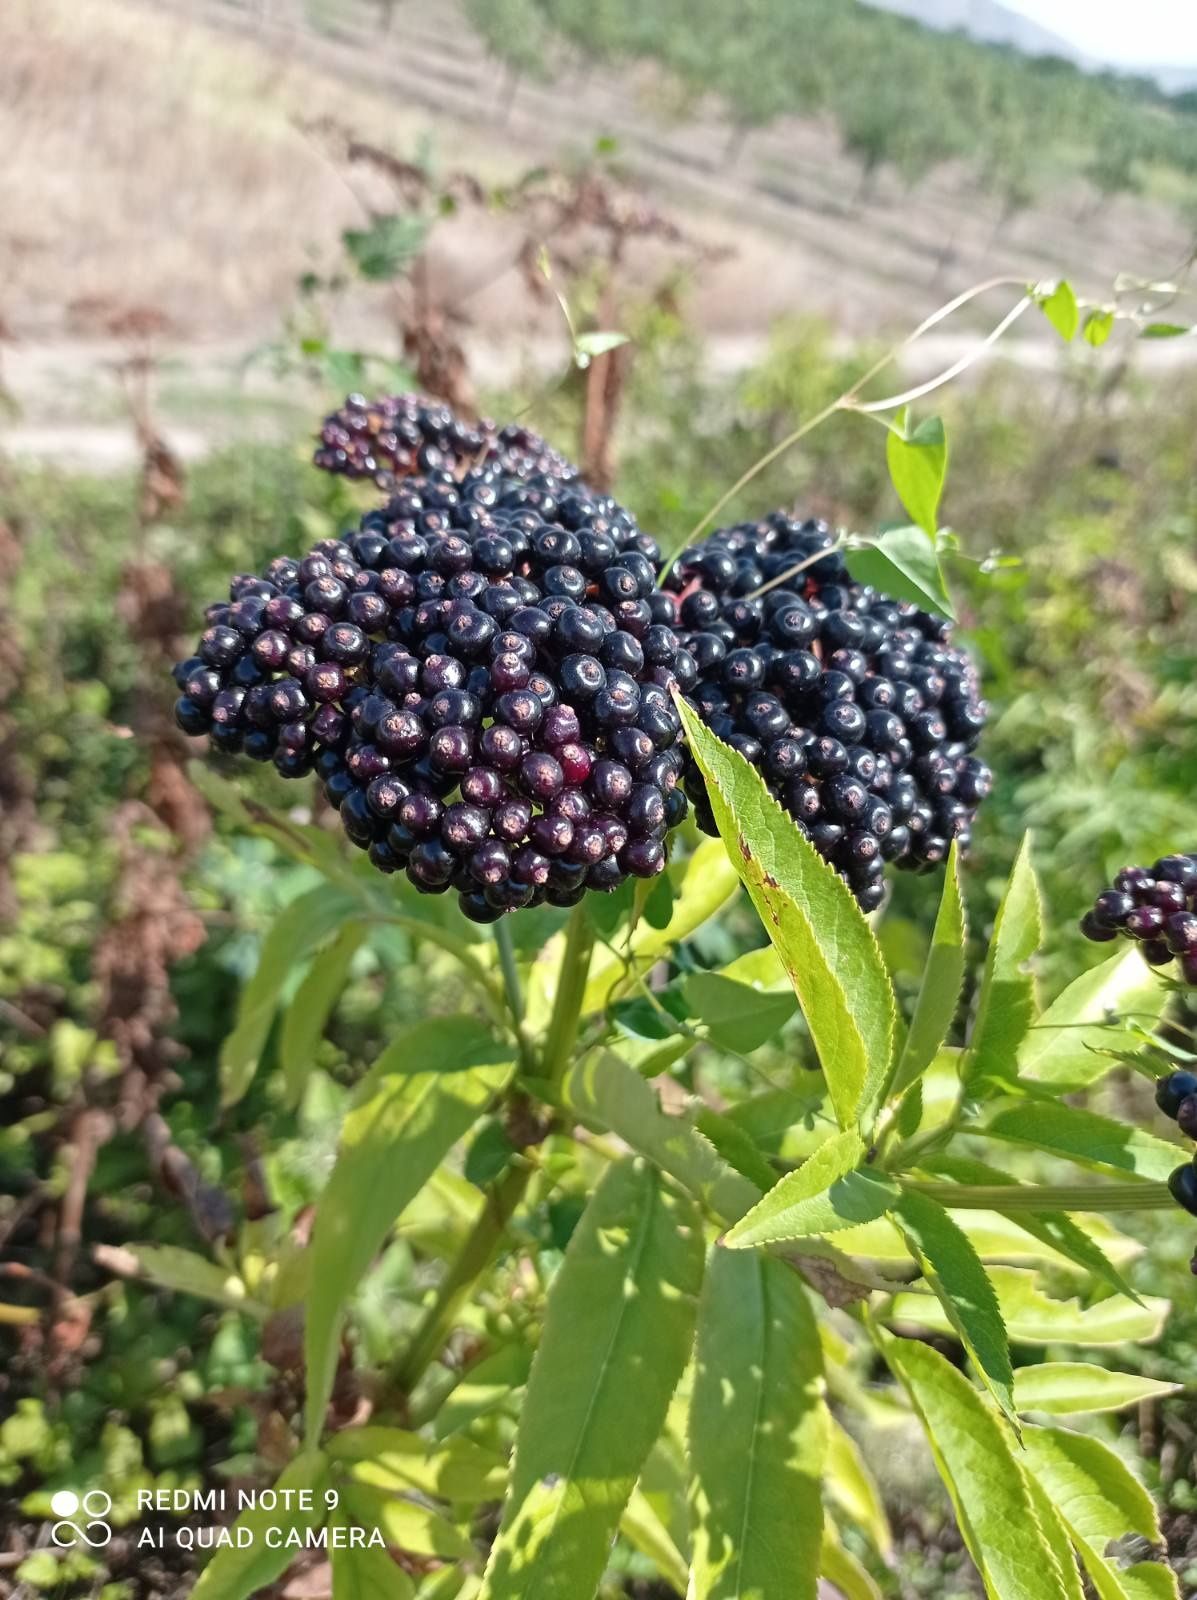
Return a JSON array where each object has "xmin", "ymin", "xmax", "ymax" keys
[
  {"xmin": 1139, "ymin": 322, "xmax": 1190, "ymax": 339},
  {"xmin": 881, "ymin": 1336, "xmax": 1065, "ymax": 1600},
  {"xmin": 723, "ymin": 1129, "xmax": 898, "ymax": 1248},
  {"xmin": 573, "ymin": 330, "xmax": 630, "ymax": 367},
  {"xmin": 821, "ymin": 1532, "xmax": 884, "ymax": 1600},
  {"xmin": 1084, "ymin": 309, "xmax": 1115, "ymax": 347},
  {"xmin": 676, "ymin": 698, "xmax": 896, "ymax": 1131},
  {"xmin": 892, "ymin": 1188, "xmax": 1015, "ymax": 1422},
  {"xmin": 104, "ymin": 1244, "xmax": 265, "ymax": 1318},
  {"xmin": 189, "ymin": 1453, "xmax": 329, "ymax": 1600},
  {"xmin": 681, "ymin": 970, "xmax": 796, "ymax": 1052},
  {"xmin": 890, "ymin": 1264, "xmax": 1168, "ymax": 1347},
  {"xmin": 561, "ymin": 1050, "xmax": 760, "ymax": 1225},
  {"xmin": 281, "ymin": 921, "xmax": 366, "ymax": 1105},
  {"xmin": 478, "ymin": 1159, "xmax": 703, "ymax": 1600},
  {"xmin": 964, "ymin": 834, "xmax": 1042, "ymax": 1091},
  {"xmin": 1016, "ymin": 946, "xmax": 1168, "ymax": 1089},
  {"xmin": 888, "ymin": 841, "xmax": 965, "ymax": 1099},
  {"xmin": 303, "ymin": 1017, "xmax": 512, "ymax": 1445},
  {"xmin": 982, "ymin": 1102, "xmax": 1184, "ymax": 1180},
  {"xmin": 342, "ymin": 214, "xmax": 428, "ymax": 281},
  {"xmin": 1037, "ymin": 279, "xmax": 1079, "ymax": 342},
  {"xmin": 326, "ymin": 1424, "xmax": 505, "ymax": 1501},
  {"xmin": 825, "ymin": 1415, "xmax": 891, "ymax": 1556},
  {"xmin": 329, "ymin": 1524, "xmax": 416, "ymax": 1600},
  {"xmin": 885, "ymin": 409, "xmax": 948, "ymax": 538},
  {"xmin": 1013, "ymin": 1364, "xmax": 1181, "ymax": 1416},
  {"xmin": 847, "ymin": 525, "xmax": 955, "ymax": 620},
  {"xmin": 220, "ymin": 883, "xmax": 362, "ymax": 1107},
  {"xmin": 1022, "ymin": 1426, "xmax": 1178, "ymax": 1600},
  {"xmin": 689, "ymin": 1249, "xmax": 827, "ymax": 1600}
]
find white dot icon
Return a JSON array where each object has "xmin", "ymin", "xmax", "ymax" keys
[{"xmin": 50, "ymin": 1491, "xmax": 79, "ymax": 1517}]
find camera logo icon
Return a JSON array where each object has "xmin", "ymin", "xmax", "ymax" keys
[{"xmin": 50, "ymin": 1490, "xmax": 113, "ymax": 1549}]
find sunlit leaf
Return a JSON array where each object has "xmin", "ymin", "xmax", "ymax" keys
[
  {"xmin": 1016, "ymin": 947, "xmax": 1168, "ymax": 1089},
  {"xmin": 1013, "ymin": 1364, "xmax": 1181, "ymax": 1416},
  {"xmin": 478, "ymin": 1160, "xmax": 703, "ymax": 1600},
  {"xmin": 304, "ymin": 1019, "xmax": 512, "ymax": 1444},
  {"xmin": 724, "ymin": 1129, "xmax": 898, "ymax": 1247},
  {"xmin": 689, "ymin": 1249, "xmax": 827, "ymax": 1600},
  {"xmin": 676, "ymin": 699, "xmax": 895, "ymax": 1130},
  {"xmin": 964, "ymin": 835, "xmax": 1041, "ymax": 1091},
  {"xmin": 888, "ymin": 841, "xmax": 965, "ymax": 1098},
  {"xmin": 893, "ymin": 1188, "xmax": 1014, "ymax": 1420},
  {"xmin": 885, "ymin": 411, "xmax": 948, "ymax": 538},
  {"xmin": 847, "ymin": 524, "xmax": 955, "ymax": 618},
  {"xmin": 1038, "ymin": 280, "xmax": 1079, "ymax": 342},
  {"xmin": 882, "ymin": 1336, "xmax": 1068, "ymax": 1600}
]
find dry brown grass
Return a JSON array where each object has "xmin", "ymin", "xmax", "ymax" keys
[{"xmin": 0, "ymin": 0, "xmax": 437, "ymax": 335}]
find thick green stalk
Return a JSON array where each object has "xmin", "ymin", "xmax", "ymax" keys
[
  {"xmin": 393, "ymin": 904, "xmax": 595, "ymax": 1395},
  {"xmin": 541, "ymin": 903, "xmax": 595, "ymax": 1084},
  {"xmin": 903, "ymin": 1180, "xmax": 1175, "ymax": 1213},
  {"xmin": 392, "ymin": 1160, "xmax": 533, "ymax": 1395}
]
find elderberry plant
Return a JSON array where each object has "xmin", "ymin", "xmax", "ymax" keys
[{"xmin": 144, "ymin": 271, "xmax": 1197, "ymax": 1599}]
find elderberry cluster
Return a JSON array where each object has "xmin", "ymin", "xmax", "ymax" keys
[
  {"xmin": 313, "ymin": 393, "xmax": 576, "ymax": 488},
  {"xmin": 172, "ymin": 449, "xmax": 692, "ymax": 922},
  {"xmin": 1079, "ymin": 854, "xmax": 1197, "ymax": 984},
  {"xmin": 666, "ymin": 513, "xmax": 991, "ymax": 911},
  {"xmin": 1154, "ymin": 1072, "xmax": 1197, "ymax": 1216}
]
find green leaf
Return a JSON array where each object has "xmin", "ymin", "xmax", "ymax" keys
[
  {"xmin": 892, "ymin": 1189, "xmax": 1014, "ymax": 1420},
  {"xmin": 889, "ymin": 841, "xmax": 966, "ymax": 1098},
  {"xmin": 1013, "ymin": 1364, "xmax": 1181, "ymax": 1416},
  {"xmin": 281, "ymin": 922, "xmax": 367, "ymax": 1105},
  {"xmin": 1139, "ymin": 322, "xmax": 1189, "ymax": 338},
  {"xmin": 881, "ymin": 1336, "xmax": 1066, "ymax": 1600},
  {"xmin": 689, "ymin": 1249, "xmax": 827, "ymax": 1600},
  {"xmin": 825, "ymin": 1416, "xmax": 891, "ymax": 1556},
  {"xmin": 573, "ymin": 330, "xmax": 630, "ymax": 366},
  {"xmin": 846, "ymin": 524, "xmax": 955, "ymax": 619},
  {"xmin": 1038, "ymin": 280, "xmax": 1079, "ymax": 342},
  {"xmin": 330, "ymin": 1527, "xmax": 416, "ymax": 1600},
  {"xmin": 821, "ymin": 1532, "xmax": 883, "ymax": 1600},
  {"xmin": 676, "ymin": 699, "xmax": 896, "ymax": 1130},
  {"xmin": 343, "ymin": 214, "xmax": 428, "ymax": 281},
  {"xmin": 1022, "ymin": 1425, "xmax": 1177, "ymax": 1600},
  {"xmin": 885, "ymin": 411, "xmax": 948, "ymax": 538},
  {"xmin": 982, "ymin": 1102, "xmax": 1184, "ymax": 1180},
  {"xmin": 964, "ymin": 835, "xmax": 1042, "ymax": 1091},
  {"xmin": 1022, "ymin": 1470, "xmax": 1088, "ymax": 1600},
  {"xmin": 681, "ymin": 971, "xmax": 796, "ymax": 1052},
  {"xmin": 1016, "ymin": 948, "xmax": 1168, "ymax": 1089},
  {"xmin": 618, "ymin": 1488, "xmax": 689, "ymax": 1594},
  {"xmin": 221, "ymin": 884, "xmax": 362, "ymax": 1106},
  {"xmin": 478, "ymin": 1159, "xmax": 703, "ymax": 1600},
  {"xmin": 1083, "ymin": 309, "xmax": 1116, "ymax": 347},
  {"xmin": 304, "ymin": 1019, "xmax": 512, "ymax": 1445},
  {"xmin": 189, "ymin": 1453, "xmax": 329, "ymax": 1600},
  {"xmin": 339, "ymin": 1484, "xmax": 474, "ymax": 1559},
  {"xmin": 560, "ymin": 1051, "xmax": 760, "ymax": 1224},
  {"xmin": 693, "ymin": 1105, "xmax": 780, "ymax": 1195},
  {"xmin": 327, "ymin": 1425, "xmax": 505, "ymax": 1501},
  {"xmin": 890, "ymin": 1265, "xmax": 1168, "ymax": 1346},
  {"xmin": 103, "ymin": 1244, "xmax": 265, "ymax": 1318},
  {"xmin": 723, "ymin": 1129, "xmax": 899, "ymax": 1247}
]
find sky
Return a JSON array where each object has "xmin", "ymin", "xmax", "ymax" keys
[{"xmin": 1005, "ymin": 0, "xmax": 1197, "ymax": 66}]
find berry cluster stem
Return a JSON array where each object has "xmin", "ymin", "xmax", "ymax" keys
[{"xmin": 903, "ymin": 1179, "xmax": 1175, "ymax": 1212}]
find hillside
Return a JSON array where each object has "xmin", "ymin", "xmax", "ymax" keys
[{"xmin": 863, "ymin": 0, "xmax": 1080, "ymax": 62}]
